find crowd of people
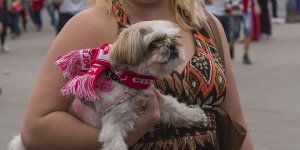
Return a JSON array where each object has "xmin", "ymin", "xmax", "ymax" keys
[
  {"xmin": 205, "ymin": 0, "xmax": 285, "ymax": 65},
  {"xmin": 0, "ymin": 0, "xmax": 89, "ymax": 54},
  {"xmin": 0, "ymin": 0, "xmax": 287, "ymax": 62}
]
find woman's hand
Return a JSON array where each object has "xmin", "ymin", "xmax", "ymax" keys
[{"xmin": 125, "ymin": 87, "xmax": 164, "ymax": 145}]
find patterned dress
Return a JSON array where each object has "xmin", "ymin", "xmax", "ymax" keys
[{"xmin": 112, "ymin": 0, "xmax": 227, "ymax": 149}]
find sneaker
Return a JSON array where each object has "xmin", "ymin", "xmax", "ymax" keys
[
  {"xmin": 243, "ymin": 54, "xmax": 252, "ymax": 65},
  {"xmin": 1, "ymin": 46, "xmax": 10, "ymax": 53},
  {"xmin": 272, "ymin": 17, "xmax": 285, "ymax": 24},
  {"xmin": 260, "ymin": 34, "xmax": 271, "ymax": 41}
]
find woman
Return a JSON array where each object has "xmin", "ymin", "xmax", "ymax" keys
[{"xmin": 20, "ymin": 0, "xmax": 253, "ymax": 149}]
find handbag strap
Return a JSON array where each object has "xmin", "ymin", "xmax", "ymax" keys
[{"xmin": 203, "ymin": 11, "xmax": 226, "ymax": 67}]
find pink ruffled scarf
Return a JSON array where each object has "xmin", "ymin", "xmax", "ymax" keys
[{"xmin": 56, "ymin": 44, "xmax": 156, "ymax": 102}]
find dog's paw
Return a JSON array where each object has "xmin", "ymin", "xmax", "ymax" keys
[
  {"xmin": 173, "ymin": 106, "xmax": 208, "ymax": 128},
  {"xmin": 186, "ymin": 107, "xmax": 208, "ymax": 127}
]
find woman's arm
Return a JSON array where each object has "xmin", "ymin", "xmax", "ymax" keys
[
  {"xmin": 20, "ymin": 5, "xmax": 163, "ymax": 150},
  {"xmin": 21, "ymin": 7, "xmax": 108, "ymax": 150},
  {"xmin": 211, "ymin": 15, "xmax": 254, "ymax": 150}
]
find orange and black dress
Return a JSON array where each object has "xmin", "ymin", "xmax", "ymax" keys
[{"xmin": 112, "ymin": 0, "xmax": 227, "ymax": 149}]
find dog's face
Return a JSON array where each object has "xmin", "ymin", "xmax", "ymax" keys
[{"xmin": 109, "ymin": 20, "xmax": 185, "ymax": 79}]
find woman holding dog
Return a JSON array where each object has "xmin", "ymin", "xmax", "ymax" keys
[{"xmin": 19, "ymin": 0, "xmax": 253, "ymax": 149}]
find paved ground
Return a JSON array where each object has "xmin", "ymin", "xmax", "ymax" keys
[{"xmin": 1, "ymin": 10, "xmax": 300, "ymax": 150}]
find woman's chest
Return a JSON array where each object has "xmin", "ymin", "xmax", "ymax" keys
[{"xmin": 154, "ymin": 29, "xmax": 227, "ymax": 109}]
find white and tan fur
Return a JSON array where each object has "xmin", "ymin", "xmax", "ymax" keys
[{"xmin": 8, "ymin": 20, "xmax": 207, "ymax": 150}]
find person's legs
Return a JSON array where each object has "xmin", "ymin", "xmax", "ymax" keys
[
  {"xmin": 270, "ymin": 0, "xmax": 278, "ymax": 18},
  {"xmin": 0, "ymin": 23, "xmax": 9, "ymax": 53},
  {"xmin": 10, "ymin": 13, "xmax": 21, "ymax": 38},
  {"xmin": 32, "ymin": 10, "xmax": 42, "ymax": 31},
  {"xmin": 20, "ymin": 9, "xmax": 27, "ymax": 32},
  {"xmin": 229, "ymin": 15, "xmax": 242, "ymax": 59},
  {"xmin": 36, "ymin": 10, "xmax": 42, "ymax": 31},
  {"xmin": 243, "ymin": 12, "xmax": 253, "ymax": 64},
  {"xmin": 56, "ymin": 13, "xmax": 73, "ymax": 34},
  {"xmin": 47, "ymin": 3, "xmax": 57, "ymax": 27},
  {"xmin": 216, "ymin": 14, "xmax": 233, "ymax": 59},
  {"xmin": 215, "ymin": 15, "xmax": 231, "ymax": 42},
  {"xmin": 258, "ymin": 0, "xmax": 271, "ymax": 37},
  {"xmin": 28, "ymin": 6, "xmax": 36, "ymax": 25}
]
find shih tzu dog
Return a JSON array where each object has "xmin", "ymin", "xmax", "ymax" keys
[{"xmin": 8, "ymin": 20, "xmax": 207, "ymax": 150}]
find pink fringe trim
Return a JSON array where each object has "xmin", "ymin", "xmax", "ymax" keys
[
  {"xmin": 55, "ymin": 50, "xmax": 81, "ymax": 79},
  {"xmin": 61, "ymin": 74, "xmax": 101, "ymax": 101}
]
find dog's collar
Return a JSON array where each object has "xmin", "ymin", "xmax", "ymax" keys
[{"xmin": 108, "ymin": 68, "xmax": 156, "ymax": 90}]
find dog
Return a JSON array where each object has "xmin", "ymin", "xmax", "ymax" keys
[{"xmin": 8, "ymin": 20, "xmax": 207, "ymax": 150}]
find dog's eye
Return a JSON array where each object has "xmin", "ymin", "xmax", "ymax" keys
[
  {"xmin": 168, "ymin": 44, "xmax": 176, "ymax": 50},
  {"xmin": 174, "ymin": 35, "xmax": 182, "ymax": 39},
  {"xmin": 149, "ymin": 40, "xmax": 163, "ymax": 49},
  {"xmin": 149, "ymin": 43, "xmax": 157, "ymax": 49}
]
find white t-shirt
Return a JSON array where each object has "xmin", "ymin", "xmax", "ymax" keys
[
  {"xmin": 205, "ymin": 0, "xmax": 228, "ymax": 16},
  {"xmin": 59, "ymin": 0, "xmax": 89, "ymax": 15}
]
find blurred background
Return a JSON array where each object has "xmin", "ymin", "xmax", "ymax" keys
[{"xmin": 0, "ymin": 0, "xmax": 300, "ymax": 149}]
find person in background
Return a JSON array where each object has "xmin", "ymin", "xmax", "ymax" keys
[
  {"xmin": 251, "ymin": 0, "xmax": 261, "ymax": 41},
  {"xmin": 258, "ymin": 0, "xmax": 272, "ymax": 40},
  {"xmin": 0, "ymin": 0, "xmax": 9, "ymax": 52},
  {"xmin": 7, "ymin": 0, "xmax": 22, "ymax": 39},
  {"xmin": 45, "ymin": 0, "xmax": 57, "ymax": 28},
  {"xmin": 270, "ymin": 0, "xmax": 278, "ymax": 19},
  {"xmin": 55, "ymin": 0, "xmax": 88, "ymax": 34},
  {"xmin": 20, "ymin": 0, "xmax": 29, "ymax": 32},
  {"xmin": 270, "ymin": 0, "xmax": 285, "ymax": 24},
  {"xmin": 30, "ymin": 0, "xmax": 43, "ymax": 31},
  {"xmin": 229, "ymin": 0, "xmax": 256, "ymax": 64},
  {"xmin": 206, "ymin": 0, "xmax": 232, "ymax": 57}
]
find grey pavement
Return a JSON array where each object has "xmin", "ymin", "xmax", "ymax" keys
[{"xmin": 1, "ymin": 15, "xmax": 300, "ymax": 150}]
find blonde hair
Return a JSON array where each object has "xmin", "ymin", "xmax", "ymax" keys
[{"xmin": 89, "ymin": 0, "xmax": 206, "ymax": 30}]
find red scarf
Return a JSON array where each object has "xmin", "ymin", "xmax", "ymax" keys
[{"xmin": 56, "ymin": 44, "xmax": 156, "ymax": 101}]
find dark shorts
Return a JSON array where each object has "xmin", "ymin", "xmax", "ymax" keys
[{"xmin": 215, "ymin": 14, "xmax": 231, "ymax": 42}]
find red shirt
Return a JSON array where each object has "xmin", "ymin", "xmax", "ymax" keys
[
  {"xmin": 31, "ymin": 0, "xmax": 44, "ymax": 11},
  {"xmin": 243, "ymin": 0, "xmax": 254, "ymax": 12}
]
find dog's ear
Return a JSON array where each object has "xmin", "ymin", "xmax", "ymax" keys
[{"xmin": 109, "ymin": 26, "xmax": 150, "ymax": 69}]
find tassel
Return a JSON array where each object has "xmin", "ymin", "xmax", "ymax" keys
[
  {"xmin": 56, "ymin": 50, "xmax": 81, "ymax": 79},
  {"xmin": 61, "ymin": 74, "xmax": 100, "ymax": 101},
  {"xmin": 61, "ymin": 64, "xmax": 107, "ymax": 101},
  {"xmin": 55, "ymin": 48, "xmax": 96, "ymax": 79},
  {"xmin": 57, "ymin": 44, "xmax": 111, "ymax": 101}
]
